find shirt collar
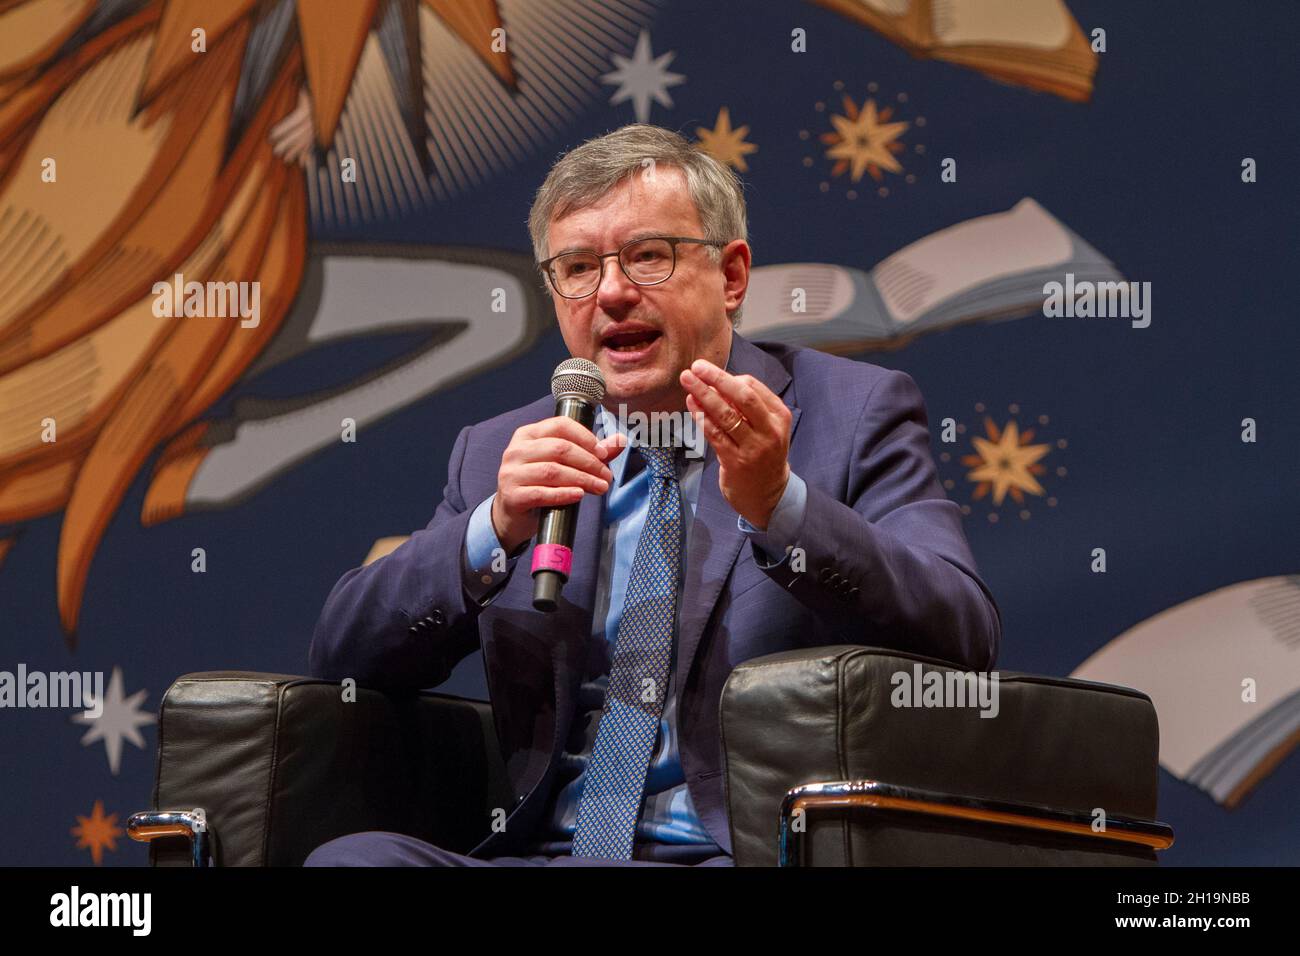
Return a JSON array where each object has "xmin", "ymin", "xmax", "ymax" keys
[{"xmin": 596, "ymin": 406, "xmax": 687, "ymax": 485}]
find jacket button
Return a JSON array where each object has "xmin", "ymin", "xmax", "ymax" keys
[
  {"xmin": 407, "ymin": 624, "xmax": 421, "ymax": 636},
  {"xmin": 430, "ymin": 609, "xmax": 445, "ymax": 625}
]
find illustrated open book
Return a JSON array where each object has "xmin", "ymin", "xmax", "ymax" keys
[
  {"xmin": 814, "ymin": 0, "xmax": 1098, "ymax": 101},
  {"xmin": 1071, "ymin": 576, "xmax": 1300, "ymax": 808},
  {"xmin": 741, "ymin": 197, "xmax": 1121, "ymax": 352}
]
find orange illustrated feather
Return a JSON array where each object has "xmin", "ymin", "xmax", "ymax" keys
[{"xmin": 0, "ymin": 0, "xmax": 552, "ymax": 642}]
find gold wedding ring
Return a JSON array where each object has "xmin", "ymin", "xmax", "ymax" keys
[{"xmin": 723, "ymin": 414, "xmax": 745, "ymax": 435}]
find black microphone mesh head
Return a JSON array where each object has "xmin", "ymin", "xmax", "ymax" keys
[{"xmin": 551, "ymin": 358, "xmax": 605, "ymax": 404}]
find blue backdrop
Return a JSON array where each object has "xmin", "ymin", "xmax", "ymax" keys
[{"xmin": 1, "ymin": 0, "xmax": 1296, "ymax": 865}]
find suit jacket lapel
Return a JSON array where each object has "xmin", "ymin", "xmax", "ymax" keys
[{"xmin": 675, "ymin": 333, "xmax": 801, "ymax": 691}]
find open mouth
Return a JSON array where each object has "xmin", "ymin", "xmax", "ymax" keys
[{"xmin": 601, "ymin": 328, "xmax": 662, "ymax": 353}]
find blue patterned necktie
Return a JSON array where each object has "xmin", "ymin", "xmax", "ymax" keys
[{"xmin": 571, "ymin": 443, "xmax": 683, "ymax": 859}]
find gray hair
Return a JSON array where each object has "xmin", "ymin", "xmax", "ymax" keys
[{"xmin": 527, "ymin": 124, "xmax": 749, "ymax": 323}]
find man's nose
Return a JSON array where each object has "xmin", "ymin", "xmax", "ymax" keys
[{"xmin": 594, "ymin": 256, "xmax": 641, "ymax": 311}]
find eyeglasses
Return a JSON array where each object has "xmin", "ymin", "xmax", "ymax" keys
[{"xmin": 539, "ymin": 235, "xmax": 726, "ymax": 299}]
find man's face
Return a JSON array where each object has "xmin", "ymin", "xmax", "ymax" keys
[{"xmin": 544, "ymin": 166, "xmax": 747, "ymax": 414}]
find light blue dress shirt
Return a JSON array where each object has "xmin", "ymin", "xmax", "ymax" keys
[{"xmin": 462, "ymin": 401, "xmax": 806, "ymax": 846}]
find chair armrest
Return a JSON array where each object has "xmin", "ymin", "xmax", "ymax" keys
[
  {"xmin": 143, "ymin": 672, "xmax": 512, "ymax": 866},
  {"xmin": 721, "ymin": 646, "xmax": 1165, "ymax": 867}
]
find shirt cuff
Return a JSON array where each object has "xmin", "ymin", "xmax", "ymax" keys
[
  {"xmin": 463, "ymin": 494, "xmax": 522, "ymax": 604},
  {"xmin": 737, "ymin": 472, "xmax": 806, "ymax": 567}
]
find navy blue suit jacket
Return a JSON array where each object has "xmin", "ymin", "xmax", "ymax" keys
[{"xmin": 309, "ymin": 332, "xmax": 1001, "ymax": 856}]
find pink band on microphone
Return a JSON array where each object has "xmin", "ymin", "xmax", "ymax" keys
[{"xmin": 532, "ymin": 543, "xmax": 572, "ymax": 578}]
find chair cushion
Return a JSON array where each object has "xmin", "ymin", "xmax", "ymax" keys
[{"xmin": 721, "ymin": 646, "xmax": 1161, "ymax": 866}]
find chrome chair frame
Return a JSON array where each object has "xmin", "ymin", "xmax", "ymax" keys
[
  {"xmin": 127, "ymin": 808, "xmax": 211, "ymax": 868},
  {"xmin": 778, "ymin": 780, "xmax": 1175, "ymax": 867}
]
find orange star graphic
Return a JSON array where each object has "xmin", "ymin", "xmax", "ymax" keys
[
  {"xmin": 695, "ymin": 107, "xmax": 758, "ymax": 172},
  {"xmin": 822, "ymin": 95, "xmax": 908, "ymax": 183},
  {"xmin": 961, "ymin": 419, "xmax": 1051, "ymax": 506},
  {"xmin": 72, "ymin": 800, "xmax": 124, "ymax": 866}
]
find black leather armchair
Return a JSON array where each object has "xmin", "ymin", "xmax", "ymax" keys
[{"xmin": 131, "ymin": 646, "xmax": 1172, "ymax": 866}]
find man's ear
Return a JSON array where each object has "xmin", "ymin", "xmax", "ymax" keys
[{"xmin": 721, "ymin": 239, "xmax": 750, "ymax": 321}]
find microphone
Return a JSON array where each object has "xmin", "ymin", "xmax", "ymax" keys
[{"xmin": 532, "ymin": 358, "xmax": 606, "ymax": 612}]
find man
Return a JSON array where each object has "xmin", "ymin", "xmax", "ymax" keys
[{"xmin": 305, "ymin": 124, "xmax": 1000, "ymax": 867}]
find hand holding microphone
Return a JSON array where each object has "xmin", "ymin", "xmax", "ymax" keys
[{"xmin": 488, "ymin": 360, "xmax": 623, "ymax": 610}]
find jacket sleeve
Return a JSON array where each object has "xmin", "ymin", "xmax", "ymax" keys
[
  {"xmin": 308, "ymin": 425, "xmax": 489, "ymax": 689},
  {"xmin": 757, "ymin": 369, "xmax": 1002, "ymax": 671}
]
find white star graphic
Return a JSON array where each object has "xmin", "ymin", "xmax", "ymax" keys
[
  {"xmin": 71, "ymin": 666, "xmax": 157, "ymax": 775},
  {"xmin": 601, "ymin": 31, "xmax": 685, "ymax": 123}
]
